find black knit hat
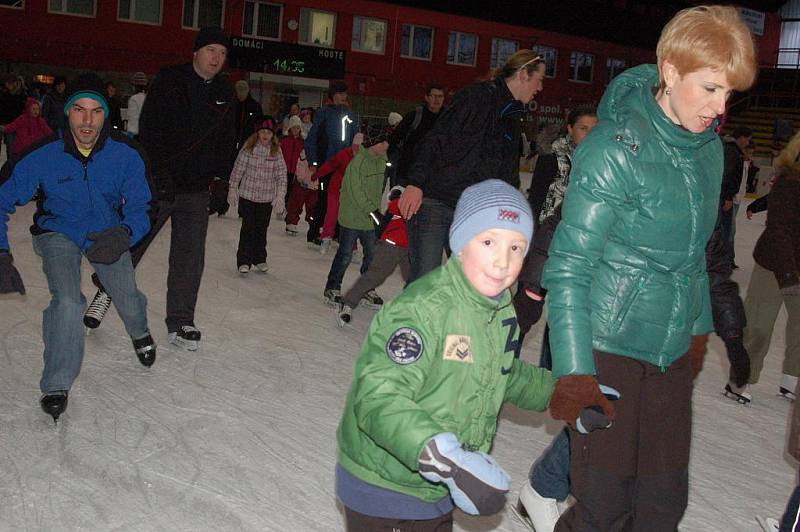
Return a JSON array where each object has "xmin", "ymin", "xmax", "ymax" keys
[
  {"xmin": 363, "ymin": 124, "xmax": 390, "ymax": 148},
  {"xmin": 63, "ymin": 72, "xmax": 109, "ymax": 116},
  {"xmin": 194, "ymin": 27, "xmax": 230, "ymax": 52}
]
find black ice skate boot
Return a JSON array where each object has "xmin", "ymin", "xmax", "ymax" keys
[
  {"xmin": 40, "ymin": 390, "xmax": 68, "ymax": 423},
  {"xmin": 84, "ymin": 289, "xmax": 112, "ymax": 329},
  {"xmin": 132, "ymin": 333, "xmax": 157, "ymax": 367}
]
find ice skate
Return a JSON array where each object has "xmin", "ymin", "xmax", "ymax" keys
[
  {"xmin": 756, "ymin": 515, "xmax": 779, "ymax": 532},
  {"xmin": 254, "ymin": 262, "xmax": 269, "ymax": 273},
  {"xmin": 361, "ymin": 289, "xmax": 384, "ymax": 309},
  {"xmin": 323, "ymin": 288, "xmax": 342, "ymax": 307},
  {"xmin": 238, "ymin": 264, "xmax": 250, "ymax": 274},
  {"xmin": 510, "ymin": 482, "xmax": 560, "ymax": 532},
  {"xmin": 168, "ymin": 326, "xmax": 201, "ymax": 351},
  {"xmin": 723, "ymin": 381, "xmax": 752, "ymax": 405},
  {"xmin": 319, "ymin": 237, "xmax": 332, "ymax": 255},
  {"xmin": 779, "ymin": 374, "xmax": 797, "ymax": 401},
  {"xmin": 285, "ymin": 224, "xmax": 298, "ymax": 236},
  {"xmin": 337, "ymin": 304, "xmax": 353, "ymax": 327},
  {"xmin": 132, "ymin": 333, "xmax": 156, "ymax": 367},
  {"xmin": 40, "ymin": 390, "xmax": 68, "ymax": 423},
  {"xmin": 83, "ymin": 289, "xmax": 111, "ymax": 329},
  {"xmin": 350, "ymin": 249, "xmax": 362, "ymax": 264}
]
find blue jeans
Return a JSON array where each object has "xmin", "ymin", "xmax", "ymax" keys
[
  {"xmin": 33, "ymin": 232, "xmax": 149, "ymax": 393},
  {"xmin": 529, "ymin": 428, "xmax": 571, "ymax": 501},
  {"xmin": 781, "ymin": 479, "xmax": 800, "ymax": 531},
  {"xmin": 325, "ymin": 227, "xmax": 376, "ymax": 291},
  {"xmin": 407, "ymin": 198, "xmax": 453, "ymax": 284}
]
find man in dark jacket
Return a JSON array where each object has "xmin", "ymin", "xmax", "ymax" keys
[
  {"xmin": 0, "ymin": 73, "xmax": 27, "ymax": 157},
  {"xmin": 720, "ymin": 126, "xmax": 752, "ymax": 267},
  {"xmin": 233, "ymin": 79, "xmax": 261, "ymax": 149},
  {"xmin": 41, "ymin": 76, "xmax": 67, "ymax": 131},
  {"xmin": 0, "ymin": 73, "xmax": 155, "ymax": 422},
  {"xmin": 82, "ymin": 27, "xmax": 237, "ymax": 352},
  {"xmin": 387, "ymin": 83, "xmax": 445, "ymax": 187}
]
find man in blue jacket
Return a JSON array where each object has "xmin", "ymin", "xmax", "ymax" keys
[{"xmin": 0, "ymin": 73, "xmax": 155, "ymax": 422}]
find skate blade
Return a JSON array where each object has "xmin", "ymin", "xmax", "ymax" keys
[
  {"xmin": 722, "ymin": 389, "xmax": 751, "ymax": 406},
  {"xmin": 778, "ymin": 391, "xmax": 796, "ymax": 402},
  {"xmin": 508, "ymin": 499, "xmax": 536, "ymax": 531},
  {"xmin": 169, "ymin": 338, "xmax": 198, "ymax": 352},
  {"xmin": 756, "ymin": 514, "xmax": 779, "ymax": 532}
]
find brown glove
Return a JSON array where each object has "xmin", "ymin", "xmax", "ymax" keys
[
  {"xmin": 549, "ymin": 375, "xmax": 616, "ymax": 429},
  {"xmin": 689, "ymin": 334, "xmax": 709, "ymax": 380}
]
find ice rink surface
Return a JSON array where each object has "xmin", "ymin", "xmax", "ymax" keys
[{"xmin": 0, "ymin": 174, "xmax": 794, "ymax": 531}]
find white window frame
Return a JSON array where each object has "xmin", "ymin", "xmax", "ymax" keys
[
  {"xmin": 351, "ymin": 16, "xmax": 387, "ymax": 55},
  {"xmin": 606, "ymin": 57, "xmax": 626, "ymax": 83},
  {"xmin": 242, "ymin": 0, "xmax": 282, "ymax": 41},
  {"xmin": 182, "ymin": 0, "xmax": 226, "ymax": 30},
  {"xmin": 490, "ymin": 37, "xmax": 518, "ymax": 69},
  {"xmin": 569, "ymin": 50, "xmax": 594, "ymax": 84},
  {"xmin": 400, "ymin": 23, "xmax": 434, "ymax": 61},
  {"xmin": 298, "ymin": 7, "xmax": 337, "ymax": 48},
  {"xmin": 447, "ymin": 31, "xmax": 478, "ymax": 67},
  {"xmin": 48, "ymin": 0, "xmax": 96, "ymax": 17},
  {"xmin": 117, "ymin": 0, "xmax": 163, "ymax": 26},
  {"xmin": 532, "ymin": 44, "xmax": 558, "ymax": 78},
  {"xmin": 0, "ymin": 0, "xmax": 24, "ymax": 10}
]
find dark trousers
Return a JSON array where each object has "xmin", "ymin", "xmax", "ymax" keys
[
  {"xmin": 781, "ymin": 478, "xmax": 800, "ymax": 532},
  {"xmin": 325, "ymin": 227, "xmax": 377, "ymax": 291},
  {"xmin": 93, "ymin": 192, "xmax": 209, "ymax": 333},
  {"xmin": 208, "ymin": 177, "xmax": 229, "ymax": 215},
  {"xmin": 342, "ymin": 240, "xmax": 410, "ymax": 307},
  {"xmin": 344, "ymin": 507, "xmax": 453, "ymax": 532},
  {"xmin": 307, "ymin": 173, "xmax": 331, "ymax": 242},
  {"xmin": 407, "ymin": 198, "xmax": 453, "ymax": 284},
  {"xmin": 556, "ymin": 352, "xmax": 692, "ymax": 532},
  {"xmin": 719, "ymin": 206, "xmax": 735, "ymax": 264},
  {"xmin": 236, "ymin": 198, "xmax": 272, "ymax": 267}
]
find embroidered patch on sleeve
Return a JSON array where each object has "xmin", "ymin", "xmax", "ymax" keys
[
  {"xmin": 386, "ymin": 327, "xmax": 425, "ymax": 365},
  {"xmin": 443, "ymin": 335, "xmax": 473, "ymax": 364}
]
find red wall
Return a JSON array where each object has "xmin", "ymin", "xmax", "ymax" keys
[{"xmin": 0, "ymin": 0, "xmax": 782, "ymax": 109}]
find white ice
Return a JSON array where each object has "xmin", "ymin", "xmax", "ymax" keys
[{"xmin": 0, "ymin": 170, "xmax": 794, "ymax": 531}]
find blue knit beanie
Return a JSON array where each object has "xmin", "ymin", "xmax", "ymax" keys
[{"xmin": 449, "ymin": 179, "xmax": 534, "ymax": 255}]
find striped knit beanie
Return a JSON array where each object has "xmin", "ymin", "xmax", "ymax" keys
[{"xmin": 449, "ymin": 179, "xmax": 533, "ymax": 255}]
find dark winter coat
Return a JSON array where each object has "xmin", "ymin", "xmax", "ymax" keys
[
  {"xmin": 139, "ymin": 63, "xmax": 236, "ymax": 198},
  {"xmin": 0, "ymin": 122, "xmax": 153, "ymax": 253},
  {"xmin": 388, "ymin": 105, "xmax": 441, "ymax": 183},
  {"xmin": 527, "ymin": 154, "xmax": 558, "ymax": 223},
  {"xmin": 406, "ymin": 77, "xmax": 525, "ymax": 208},
  {"xmin": 40, "ymin": 89, "xmax": 67, "ymax": 131},
  {"xmin": 721, "ymin": 139, "xmax": 744, "ymax": 202},
  {"xmin": 0, "ymin": 88, "xmax": 25, "ymax": 125},
  {"xmin": 304, "ymin": 103, "xmax": 359, "ymax": 166},
  {"xmin": 753, "ymin": 167, "xmax": 800, "ymax": 289},
  {"xmin": 706, "ymin": 213, "xmax": 746, "ymax": 340},
  {"xmin": 235, "ymin": 94, "xmax": 262, "ymax": 149},
  {"xmin": 543, "ymin": 64, "xmax": 720, "ymax": 377}
]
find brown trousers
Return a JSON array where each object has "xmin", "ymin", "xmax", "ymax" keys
[
  {"xmin": 556, "ymin": 352, "xmax": 693, "ymax": 532},
  {"xmin": 344, "ymin": 507, "xmax": 453, "ymax": 532}
]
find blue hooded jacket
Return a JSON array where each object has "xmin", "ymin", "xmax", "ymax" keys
[
  {"xmin": 304, "ymin": 103, "xmax": 360, "ymax": 166},
  {"xmin": 0, "ymin": 123, "xmax": 153, "ymax": 253}
]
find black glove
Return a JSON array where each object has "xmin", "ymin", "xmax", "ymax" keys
[
  {"xmin": 0, "ymin": 253, "xmax": 25, "ymax": 294},
  {"xmin": 724, "ymin": 336, "xmax": 751, "ymax": 388},
  {"xmin": 86, "ymin": 226, "xmax": 131, "ymax": 265}
]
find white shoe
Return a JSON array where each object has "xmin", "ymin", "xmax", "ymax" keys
[
  {"xmin": 319, "ymin": 238, "xmax": 332, "ymax": 255},
  {"xmin": 337, "ymin": 304, "xmax": 353, "ymax": 328},
  {"xmin": 756, "ymin": 515, "xmax": 780, "ymax": 532},
  {"xmin": 168, "ymin": 326, "xmax": 201, "ymax": 351},
  {"xmin": 723, "ymin": 381, "xmax": 752, "ymax": 405},
  {"xmin": 515, "ymin": 482, "xmax": 560, "ymax": 532},
  {"xmin": 238, "ymin": 264, "xmax": 250, "ymax": 274},
  {"xmin": 254, "ymin": 262, "xmax": 269, "ymax": 273},
  {"xmin": 285, "ymin": 224, "xmax": 298, "ymax": 236},
  {"xmin": 781, "ymin": 374, "xmax": 797, "ymax": 401}
]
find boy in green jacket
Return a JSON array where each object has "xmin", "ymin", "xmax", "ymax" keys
[
  {"xmin": 323, "ymin": 126, "xmax": 390, "ymax": 306},
  {"xmin": 336, "ymin": 179, "xmax": 555, "ymax": 530}
]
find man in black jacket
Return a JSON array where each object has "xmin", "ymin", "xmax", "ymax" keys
[
  {"xmin": 83, "ymin": 27, "xmax": 236, "ymax": 352},
  {"xmin": 721, "ymin": 126, "xmax": 752, "ymax": 268}
]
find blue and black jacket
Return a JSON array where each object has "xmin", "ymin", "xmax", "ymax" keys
[
  {"xmin": 0, "ymin": 122, "xmax": 154, "ymax": 253},
  {"xmin": 304, "ymin": 104, "xmax": 360, "ymax": 166}
]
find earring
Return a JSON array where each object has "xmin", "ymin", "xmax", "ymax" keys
[{"xmin": 665, "ymin": 87, "xmax": 672, "ymax": 95}]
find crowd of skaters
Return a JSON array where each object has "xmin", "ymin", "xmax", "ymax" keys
[{"xmin": 0, "ymin": 5, "xmax": 799, "ymax": 531}]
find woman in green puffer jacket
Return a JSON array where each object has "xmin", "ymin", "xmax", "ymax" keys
[{"xmin": 542, "ymin": 6, "xmax": 758, "ymax": 530}]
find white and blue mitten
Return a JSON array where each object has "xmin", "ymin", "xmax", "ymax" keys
[{"xmin": 418, "ymin": 432, "xmax": 511, "ymax": 515}]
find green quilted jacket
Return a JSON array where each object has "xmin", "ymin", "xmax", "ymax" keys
[
  {"xmin": 542, "ymin": 64, "xmax": 721, "ymax": 378},
  {"xmin": 337, "ymin": 258, "xmax": 555, "ymax": 502}
]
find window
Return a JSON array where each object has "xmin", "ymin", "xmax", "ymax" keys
[
  {"xmin": 48, "ymin": 0, "xmax": 95, "ymax": 16},
  {"xmin": 243, "ymin": 1, "xmax": 281, "ymax": 40},
  {"xmin": 352, "ymin": 16, "xmax": 387, "ymax": 54},
  {"xmin": 1, "ymin": 0, "xmax": 24, "ymax": 9},
  {"xmin": 447, "ymin": 31, "xmax": 477, "ymax": 66},
  {"xmin": 299, "ymin": 8, "xmax": 335, "ymax": 47},
  {"xmin": 401, "ymin": 24, "xmax": 433, "ymax": 61},
  {"xmin": 182, "ymin": 0, "xmax": 224, "ymax": 29},
  {"xmin": 490, "ymin": 38, "xmax": 518, "ymax": 69},
  {"xmin": 119, "ymin": 0, "xmax": 162, "ymax": 24},
  {"xmin": 606, "ymin": 57, "xmax": 626, "ymax": 83},
  {"xmin": 569, "ymin": 51, "xmax": 594, "ymax": 83},
  {"xmin": 532, "ymin": 44, "xmax": 557, "ymax": 78}
]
